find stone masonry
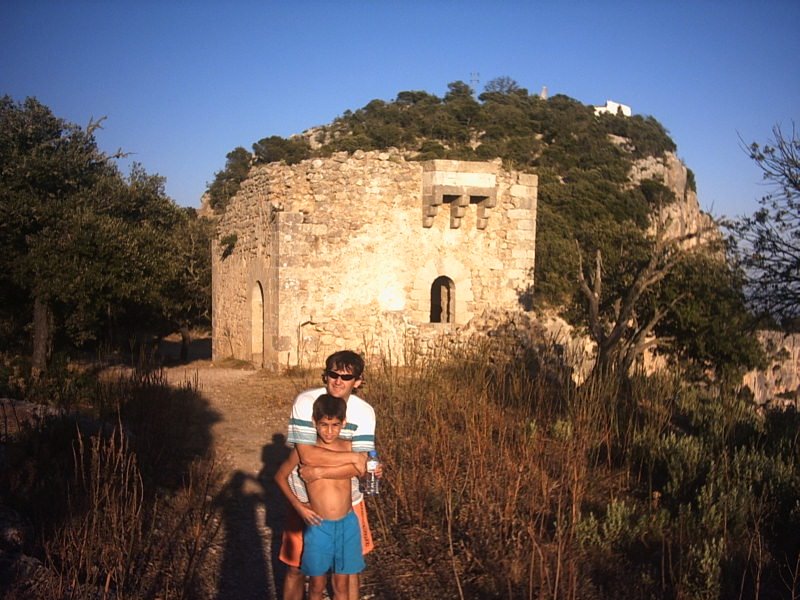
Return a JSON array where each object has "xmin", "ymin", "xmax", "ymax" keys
[{"xmin": 212, "ymin": 150, "xmax": 537, "ymax": 370}]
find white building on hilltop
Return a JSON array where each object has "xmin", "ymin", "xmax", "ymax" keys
[{"xmin": 594, "ymin": 100, "xmax": 632, "ymax": 117}]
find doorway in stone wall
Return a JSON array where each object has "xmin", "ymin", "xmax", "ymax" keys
[
  {"xmin": 251, "ymin": 281, "xmax": 264, "ymax": 366},
  {"xmin": 430, "ymin": 276, "xmax": 455, "ymax": 323}
]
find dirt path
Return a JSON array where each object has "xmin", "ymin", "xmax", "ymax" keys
[
  {"xmin": 160, "ymin": 351, "xmax": 448, "ymax": 600},
  {"xmin": 163, "ymin": 361, "xmax": 305, "ymax": 600}
]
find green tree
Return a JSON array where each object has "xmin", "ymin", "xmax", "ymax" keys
[
  {"xmin": 481, "ymin": 76, "xmax": 522, "ymax": 96},
  {"xmin": 657, "ymin": 253, "xmax": 764, "ymax": 377},
  {"xmin": 207, "ymin": 146, "xmax": 251, "ymax": 212},
  {"xmin": 0, "ymin": 96, "xmax": 209, "ymax": 373},
  {"xmin": 396, "ymin": 90, "xmax": 440, "ymax": 107},
  {"xmin": 442, "ymin": 80, "xmax": 480, "ymax": 143},
  {"xmin": 0, "ymin": 96, "xmax": 116, "ymax": 372},
  {"xmin": 574, "ymin": 223, "xmax": 762, "ymax": 378},
  {"xmin": 252, "ymin": 135, "xmax": 310, "ymax": 166},
  {"xmin": 727, "ymin": 124, "xmax": 800, "ymax": 328},
  {"xmin": 161, "ymin": 209, "xmax": 213, "ymax": 360}
]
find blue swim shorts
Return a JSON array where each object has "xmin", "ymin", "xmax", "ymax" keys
[{"xmin": 300, "ymin": 510, "xmax": 365, "ymax": 576}]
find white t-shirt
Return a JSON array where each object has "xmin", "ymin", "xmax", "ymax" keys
[{"xmin": 287, "ymin": 387, "xmax": 376, "ymax": 452}]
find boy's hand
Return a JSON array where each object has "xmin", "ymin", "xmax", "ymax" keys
[
  {"xmin": 374, "ymin": 462, "xmax": 384, "ymax": 479},
  {"xmin": 298, "ymin": 464, "xmax": 322, "ymax": 483},
  {"xmin": 296, "ymin": 503, "xmax": 323, "ymax": 526},
  {"xmin": 354, "ymin": 452, "xmax": 367, "ymax": 477}
]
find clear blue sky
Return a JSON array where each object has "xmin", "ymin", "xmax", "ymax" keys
[{"xmin": 2, "ymin": 1, "xmax": 798, "ymax": 218}]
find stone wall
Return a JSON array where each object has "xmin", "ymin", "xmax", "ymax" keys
[
  {"xmin": 212, "ymin": 149, "xmax": 537, "ymax": 369},
  {"xmin": 211, "ymin": 145, "xmax": 797, "ymax": 408}
]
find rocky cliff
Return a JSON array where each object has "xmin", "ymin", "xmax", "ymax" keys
[{"xmin": 630, "ymin": 151, "xmax": 716, "ymax": 246}]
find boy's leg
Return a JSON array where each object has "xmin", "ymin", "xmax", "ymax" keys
[
  {"xmin": 336, "ymin": 509, "xmax": 367, "ymax": 600},
  {"xmin": 347, "ymin": 574, "xmax": 359, "ymax": 600},
  {"xmin": 331, "ymin": 573, "xmax": 350, "ymax": 600}
]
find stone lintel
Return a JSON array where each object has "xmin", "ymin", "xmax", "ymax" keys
[{"xmin": 422, "ymin": 179, "xmax": 499, "ymax": 229}]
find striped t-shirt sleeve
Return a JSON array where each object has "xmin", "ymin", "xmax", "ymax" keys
[
  {"xmin": 349, "ymin": 398, "xmax": 376, "ymax": 453},
  {"xmin": 286, "ymin": 390, "xmax": 374, "ymax": 451},
  {"xmin": 287, "ymin": 393, "xmax": 318, "ymax": 446}
]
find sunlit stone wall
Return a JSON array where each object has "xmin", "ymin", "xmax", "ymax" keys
[{"xmin": 212, "ymin": 149, "xmax": 537, "ymax": 369}]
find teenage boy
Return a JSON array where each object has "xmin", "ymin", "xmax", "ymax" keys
[
  {"xmin": 275, "ymin": 394, "xmax": 364, "ymax": 600},
  {"xmin": 278, "ymin": 350, "xmax": 376, "ymax": 600}
]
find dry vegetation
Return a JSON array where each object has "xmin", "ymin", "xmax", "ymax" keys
[
  {"xmin": 366, "ymin": 338, "xmax": 800, "ymax": 599},
  {"xmin": 1, "ymin": 338, "xmax": 799, "ymax": 599},
  {"xmin": 1, "ymin": 364, "xmax": 225, "ymax": 599}
]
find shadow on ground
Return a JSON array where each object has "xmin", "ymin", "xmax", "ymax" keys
[
  {"xmin": 0, "ymin": 364, "xmax": 225, "ymax": 596},
  {"xmin": 157, "ymin": 334, "xmax": 212, "ymax": 365},
  {"xmin": 213, "ymin": 433, "xmax": 291, "ymax": 600}
]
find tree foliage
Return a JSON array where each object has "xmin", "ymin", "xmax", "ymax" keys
[
  {"xmin": 207, "ymin": 146, "xmax": 251, "ymax": 212},
  {"xmin": 575, "ymin": 225, "xmax": 763, "ymax": 379},
  {"xmin": 210, "ymin": 77, "xmax": 675, "ymax": 184},
  {"xmin": 252, "ymin": 135, "xmax": 310, "ymax": 166},
  {"xmin": 727, "ymin": 124, "xmax": 800, "ymax": 329},
  {"xmin": 0, "ymin": 96, "xmax": 210, "ymax": 372},
  {"xmin": 481, "ymin": 76, "xmax": 524, "ymax": 96},
  {"xmin": 657, "ymin": 253, "xmax": 764, "ymax": 376}
]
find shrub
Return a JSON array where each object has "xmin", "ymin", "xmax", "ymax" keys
[
  {"xmin": 0, "ymin": 365, "xmax": 223, "ymax": 598},
  {"xmin": 366, "ymin": 336, "xmax": 800, "ymax": 599},
  {"xmin": 252, "ymin": 135, "xmax": 310, "ymax": 165}
]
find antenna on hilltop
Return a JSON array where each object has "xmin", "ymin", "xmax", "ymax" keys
[{"xmin": 470, "ymin": 71, "xmax": 480, "ymax": 93}]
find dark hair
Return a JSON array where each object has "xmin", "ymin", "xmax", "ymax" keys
[
  {"xmin": 324, "ymin": 350, "xmax": 365, "ymax": 379},
  {"xmin": 313, "ymin": 394, "xmax": 347, "ymax": 422}
]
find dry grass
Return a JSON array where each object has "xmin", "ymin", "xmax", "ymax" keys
[
  {"xmin": 366, "ymin": 337, "xmax": 800, "ymax": 599},
  {"xmin": 1, "ymin": 364, "xmax": 224, "ymax": 599},
  {"xmin": 3, "ymin": 338, "xmax": 799, "ymax": 599}
]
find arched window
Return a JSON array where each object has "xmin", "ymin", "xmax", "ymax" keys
[{"xmin": 430, "ymin": 276, "xmax": 455, "ymax": 323}]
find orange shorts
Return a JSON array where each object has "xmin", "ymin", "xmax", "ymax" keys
[{"xmin": 279, "ymin": 499, "xmax": 374, "ymax": 568}]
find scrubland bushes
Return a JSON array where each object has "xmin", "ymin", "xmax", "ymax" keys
[
  {"xmin": 3, "ymin": 338, "xmax": 798, "ymax": 599},
  {"xmin": 367, "ymin": 339, "xmax": 800, "ymax": 599},
  {"xmin": 0, "ymin": 364, "xmax": 223, "ymax": 599}
]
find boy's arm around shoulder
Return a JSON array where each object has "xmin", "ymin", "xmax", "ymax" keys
[{"xmin": 273, "ymin": 448, "xmax": 322, "ymax": 525}]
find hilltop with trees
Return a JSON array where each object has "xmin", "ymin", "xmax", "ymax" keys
[{"xmin": 207, "ymin": 78, "xmax": 763, "ymax": 381}]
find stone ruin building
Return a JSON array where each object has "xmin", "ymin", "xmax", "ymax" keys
[
  {"xmin": 212, "ymin": 150, "xmax": 538, "ymax": 369},
  {"xmin": 211, "ymin": 147, "xmax": 800, "ymax": 407}
]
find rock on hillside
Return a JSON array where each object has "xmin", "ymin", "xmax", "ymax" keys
[{"xmin": 630, "ymin": 152, "xmax": 716, "ymax": 245}]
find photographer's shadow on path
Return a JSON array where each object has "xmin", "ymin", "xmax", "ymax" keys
[{"xmin": 214, "ymin": 433, "xmax": 290, "ymax": 600}]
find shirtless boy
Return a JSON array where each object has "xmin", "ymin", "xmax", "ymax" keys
[{"xmin": 275, "ymin": 394, "xmax": 364, "ymax": 600}]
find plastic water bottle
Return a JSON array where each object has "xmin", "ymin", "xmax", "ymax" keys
[{"xmin": 364, "ymin": 450, "xmax": 380, "ymax": 496}]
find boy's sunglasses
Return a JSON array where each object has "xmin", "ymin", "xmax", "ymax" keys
[{"xmin": 324, "ymin": 370, "xmax": 358, "ymax": 381}]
